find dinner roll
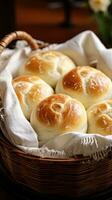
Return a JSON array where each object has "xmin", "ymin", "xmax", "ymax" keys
[
  {"xmin": 56, "ymin": 66, "xmax": 112, "ymax": 109},
  {"xmin": 12, "ymin": 75, "xmax": 54, "ymax": 120},
  {"xmin": 87, "ymin": 100, "xmax": 112, "ymax": 136},
  {"xmin": 19, "ymin": 50, "xmax": 75, "ymax": 87},
  {"xmin": 30, "ymin": 94, "xmax": 87, "ymax": 145}
]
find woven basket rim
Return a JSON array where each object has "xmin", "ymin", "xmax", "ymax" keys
[
  {"xmin": 0, "ymin": 132, "xmax": 93, "ymax": 163},
  {"xmin": 1, "ymin": 31, "xmax": 112, "ymax": 199},
  {"xmin": 0, "ymin": 31, "xmax": 112, "ymax": 164}
]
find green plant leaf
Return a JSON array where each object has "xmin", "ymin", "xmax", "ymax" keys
[{"xmin": 94, "ymin": 12, "xmax": 112, "ymax": 46}]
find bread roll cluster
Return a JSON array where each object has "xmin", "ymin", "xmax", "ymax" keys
[
  {"xmin": 56, "ymin": 66, "xmax": 112, "ymax": 109},
  {"xmin": 30, "ymin": 94, "xmax": 87, "ymax": 144},
  {"xmin": 87, "ymin": 100, "xmax": 112, "ymax": 135},
  {"xmin": 12, "ymin": 75, "xmax": 54, "ymax": 120},
  {"xmin": 12, "ymin": 49, "xmax": 112, "ymax": 144},
  {"xmin": 19, "ymin": 50, "xmax": 75, "ymax": 87}
]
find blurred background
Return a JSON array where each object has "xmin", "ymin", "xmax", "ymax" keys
[{"xmin": 0, "ymin": 0, "xmax": 110, "ymax": 45}]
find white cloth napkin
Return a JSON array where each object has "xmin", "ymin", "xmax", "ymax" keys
[{"xmin": 1, "ymin": 30, "xmax": 112, "ymax": 160}]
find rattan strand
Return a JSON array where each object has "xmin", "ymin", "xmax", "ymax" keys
[{"xmin": 0, "ymin": 31, "xmax": 39, "ymax": 53}]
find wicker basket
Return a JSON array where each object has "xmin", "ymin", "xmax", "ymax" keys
[{"xmin": 1, "ymin": 31, "xmax": 112, "ymax": 198}]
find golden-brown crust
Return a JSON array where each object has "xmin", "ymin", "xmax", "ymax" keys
[
  {"xmin": 93, "ymin": 103, "xmax": 108, "ymax": 116},
  {"xmin": 87, "ymin": 73, "xmax": 109, "ymax": 96},
  {"xmin": 96, "ymin": 114, "xmax": 112, "ymax": 131},
  {"xmin": 25, "ymin": 56, "xmax": 52, "ymax": 74},
  {"xmin": 27, "ymin": 85, "xmax": 41, "ymax": 103},
  {"xmin": 12, "ymin": 75, "xmax": 41, "ymax": 106},
  {"xmin": 63, "ymin": 68, "xmax": 83, "ymax": 92},
  {"xmin": 30, "ymin": 94, "xmax": 87, "ymax": 143},
  {"xmin": 87, "ymin": 100, "xmax": 112, "ymax": 135},
  {"xmin": 37, "ymin": 94, "xmax": 67, "ymax": 127},
  {"xmin": 61, "ymin": 100, "xmax": 82, "ymax": 131},
  {"xmin": 63, "ymin": 66, "xmax": 110, "ymax": 95},
  {"xmin": 57, "ymin": 66, "xmax": 112, "ymax": 108},
  {"xmin": 35, "ymin": 94, "xmax": 87, "ymax": 132},
  {"xmin": 25, "ymin": 56, "xmax": 42, "ymax": 73},
  {"xmin": 25, "ymin": 51, "xmax": 62, "ymax": 74},
  {"xmin": 12, "ymin": 75, "xmax": 54, "ymax": 119},
  {"xmin": 12, "ymin": 75, "xmax": 40, "ymax": 83},
  {"xmin": 19, "ymin": 50, "xmax": 75, "ymax": 87}
]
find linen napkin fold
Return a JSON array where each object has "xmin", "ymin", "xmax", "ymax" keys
[
  {"xmin": 55, "ymin": 30, "xmax": 112, "ymax": 79},
  {"xmin": 0, "ymin": 30, "xmax": 112, "ymax": 160},
  {"xmin": 44, "ymin": 132, "xmax": 112, "ymax": 160}
]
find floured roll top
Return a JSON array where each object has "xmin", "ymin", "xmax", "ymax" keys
[
  {"xmin": 56, "ymin": 66, "xmax": 112, "ymax": 109},
  {"xmin": 30, "ymin": 93, "xmax": 87, "ymax": 145},
  {"xmin": 87, "ymin": 100, "xmax": 112, "ymax": 136},
  {"xmin": 12, "ymin": 75, "xmax": 54, "ymax": 120},
  {"xmin": 18, "ymin": 50, "xmax": 75, "ymax": 87}
]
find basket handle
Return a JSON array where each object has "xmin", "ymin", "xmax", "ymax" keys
[{"xmin": 0, "ymin": 31, "xmax": 39, "ymax": 54}]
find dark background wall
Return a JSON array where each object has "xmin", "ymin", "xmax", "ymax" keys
[{"xmin": 0, "ymin": 0, "xmax": 97, "ymax": 43}]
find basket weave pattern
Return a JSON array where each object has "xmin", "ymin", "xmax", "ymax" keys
[{"xmin": 1, "ymin": 135, "xmax": 112, "ymax": 197}]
